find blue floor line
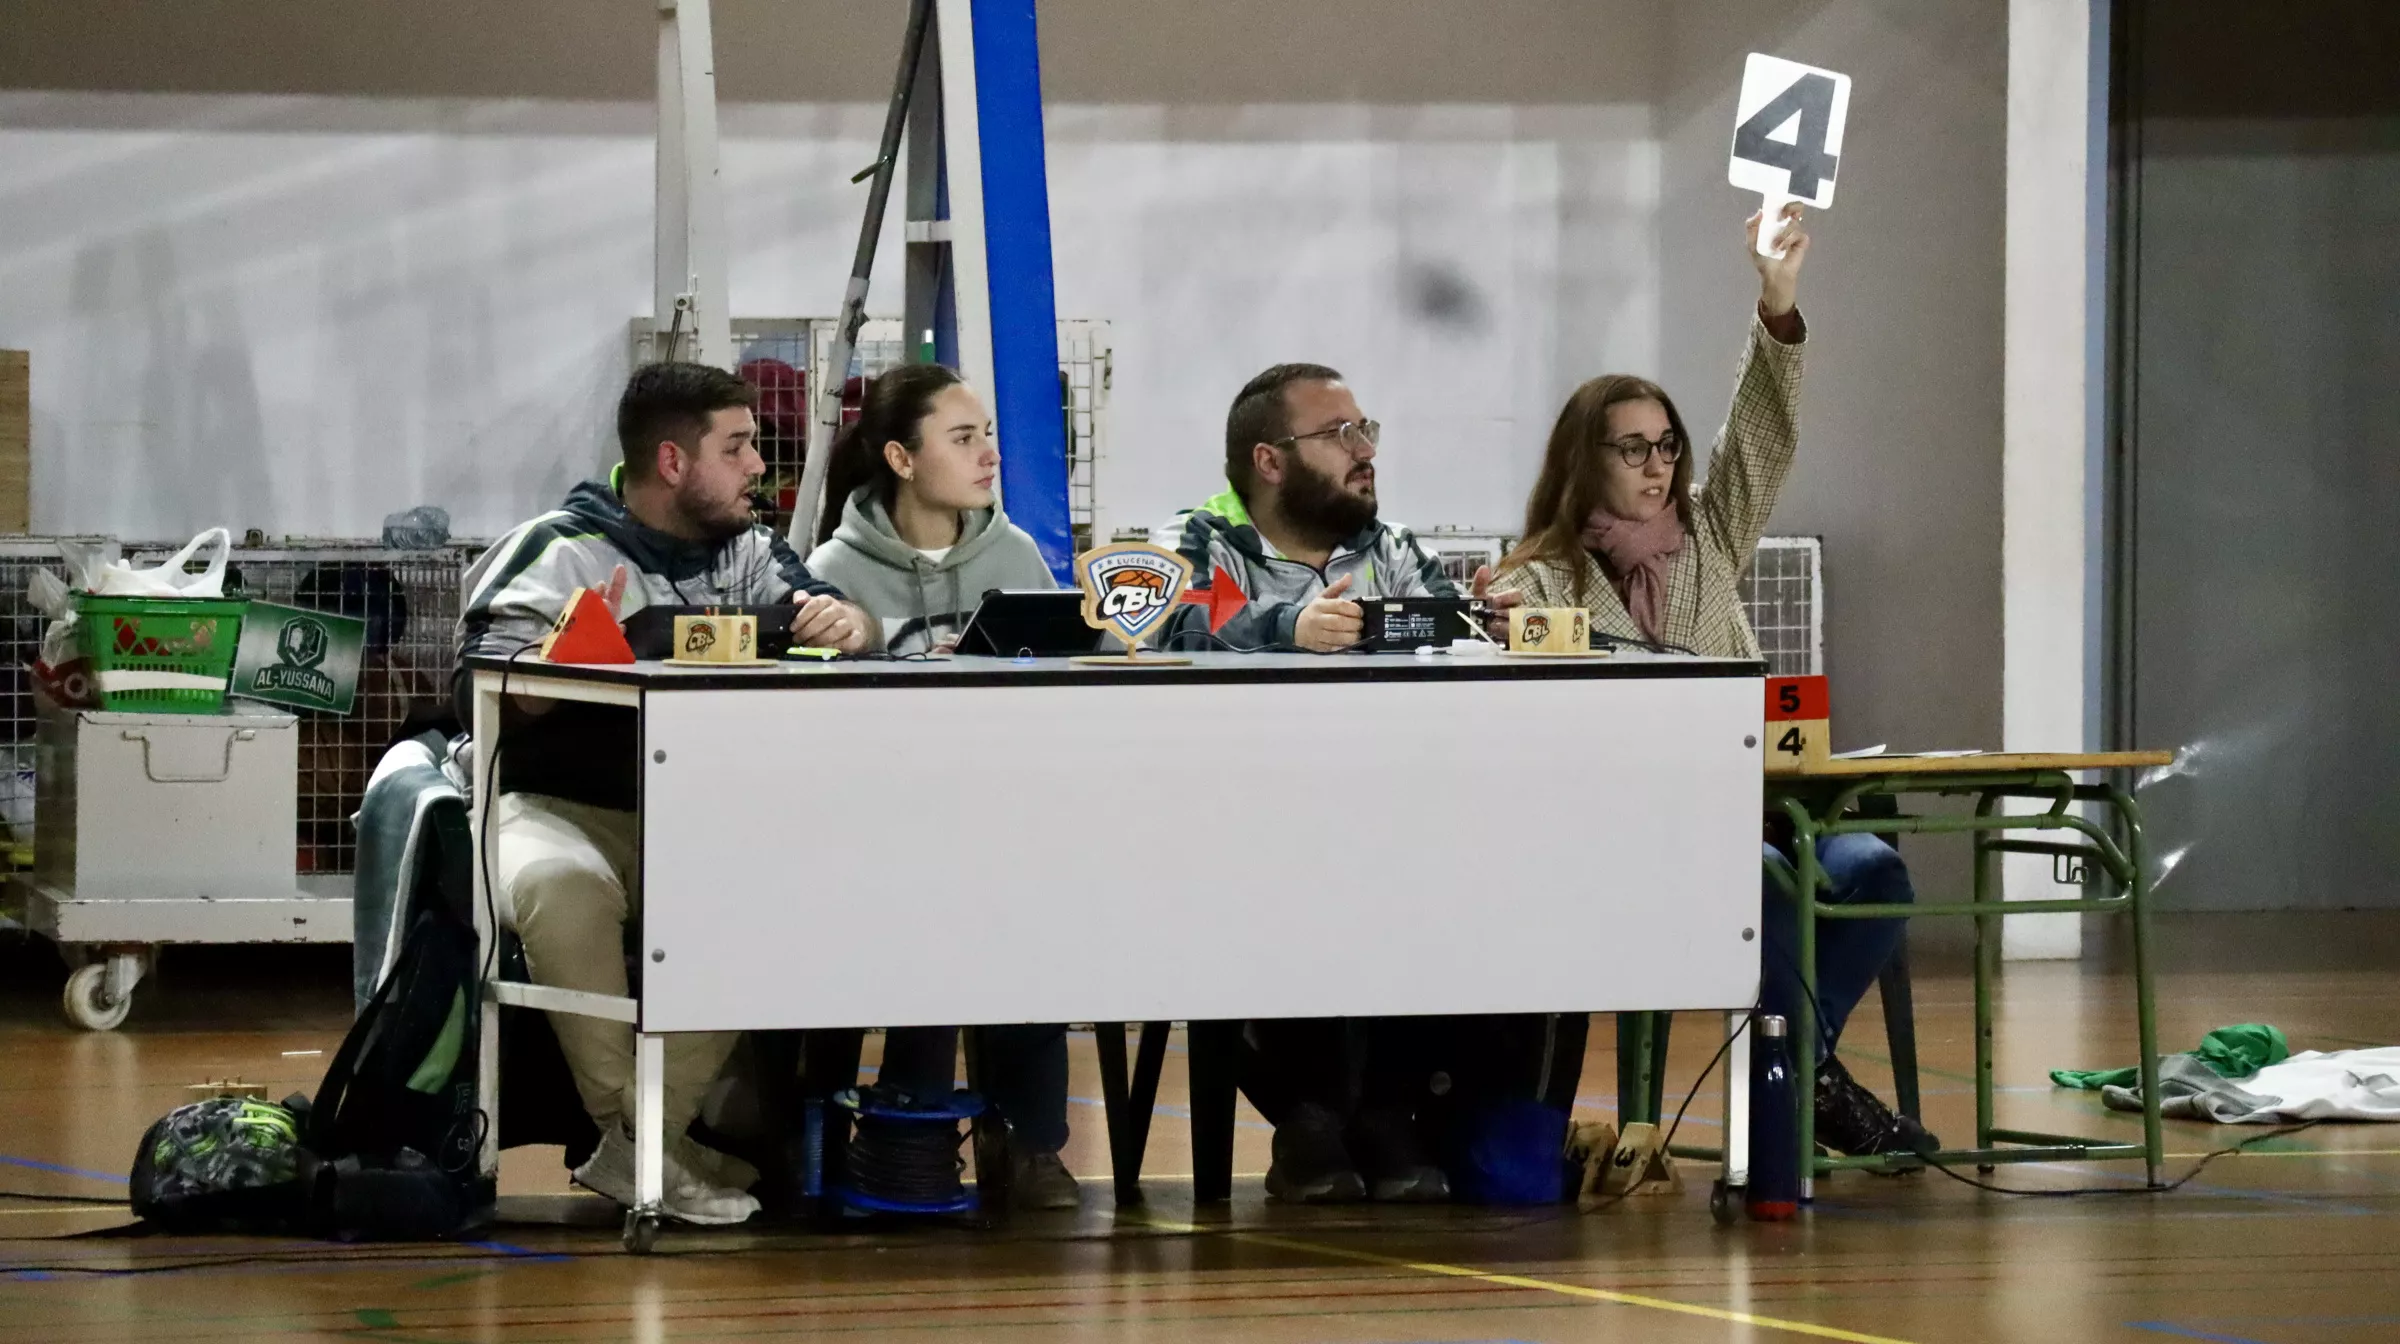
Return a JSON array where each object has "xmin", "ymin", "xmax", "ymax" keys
[{"xmin": 0, "ymin": 1153, "xmax": 127, "ymax": 1185}]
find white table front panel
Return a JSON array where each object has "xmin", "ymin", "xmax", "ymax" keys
[{"xmin": 638, "ymin": 675, "xmax": 1762, "ymax": 1032}]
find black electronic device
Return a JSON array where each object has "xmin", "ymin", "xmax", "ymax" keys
[
  {"xmin": 954, "ymin": 590, "xmax": 1107, "ymax": 657},
  {"xmin": 621, "ymin": 604, "xmax": 805, "ymax": 660},
  {"xmin": 1356, "ymin": 596, "xmax": 1488, "ymax": 652}
]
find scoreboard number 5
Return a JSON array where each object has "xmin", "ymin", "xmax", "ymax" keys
[{"xmin": 1727, "ymin": 53, "xmax": 1853, "ymax": 257}]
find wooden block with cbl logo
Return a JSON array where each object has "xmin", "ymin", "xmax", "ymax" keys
[
  {"xmin": 1763, "ymin": 674, "xmax": 1830, "ymax": 774},
  {"xmin": 671, "ymin": 613, "xmax": 759, "ymax": 663}
]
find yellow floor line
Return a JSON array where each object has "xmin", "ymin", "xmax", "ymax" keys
[
  {"xmin": 1135, "ymin": 1214, "xmax": 1920, "ymax": 1344},
  {"xmin": 2171, "ymin": 1148, "xmax": 2400, "ymax": 1160},
  {"xmin": 0, "ymin": 1203, "xmax": 126, "ymax": 1215}
]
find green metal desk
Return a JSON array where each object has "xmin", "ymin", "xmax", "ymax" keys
[{"xmin": 1632, "ymin": 750, "xmax": 2175, "ymax": 1203}]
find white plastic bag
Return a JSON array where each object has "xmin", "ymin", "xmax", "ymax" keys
[{"xmin": 95, "ymin": 528, "xmax": 232, "ymax": 598}]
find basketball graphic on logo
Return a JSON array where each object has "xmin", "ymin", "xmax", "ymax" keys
[{"xmin": 1075, "ymin": 542, "xmax": 1194, "ymax": 653}]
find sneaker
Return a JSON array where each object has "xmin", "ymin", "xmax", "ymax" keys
[
  {"xmin": 1349, "ymin": 1106, "xmax": 1449, "ymax": 1203},
  {"xmin": 1814, "ymin": 1055, "xmax": 1939, "ymax": 1161},
  {"xmin": 1010, "ymin": 1149, "xmax": 1082, "ymax": 1211},
  {"xmin": 573, "ymin": 1125, "xmax": 762, "ymax": 1226},
  {"xmin": 1264, "ymin": 1102, "xmax": 1367, "ymax": 1204},
  {"xmin": 677, "ymin": 1134, "xmax": 760, "ymax": 1195}
]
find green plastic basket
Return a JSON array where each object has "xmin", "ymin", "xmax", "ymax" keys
[{"xmin": 74, "ymin": 594, "xmax": 248, "ymax": 713}]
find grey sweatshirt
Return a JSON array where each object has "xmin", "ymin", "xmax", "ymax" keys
[{"xmin": 805, "ymin": 488, "xmax": 1057, "ymax": 654}]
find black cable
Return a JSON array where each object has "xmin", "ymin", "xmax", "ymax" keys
[
  {"xmin": 1590, "ymin": 629, "xmax": 1701, "ymax": 658},
  {"xmin": 1914, "ymin": 1120, "xmax": 2328, "ymax": 1198},
  {"xmin": 1578, "ymin": 1007, "xmax": 1757, "ymax": 1214}
]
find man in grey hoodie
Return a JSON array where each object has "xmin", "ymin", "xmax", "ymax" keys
[{"xmin": 454, "ymin": 362, "xmax": 877, "ymax": 1226}]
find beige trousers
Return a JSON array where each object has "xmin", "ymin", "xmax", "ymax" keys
[{"xmin": 493, "ymin": 792, "xmax": 737, "ymax": 1143}]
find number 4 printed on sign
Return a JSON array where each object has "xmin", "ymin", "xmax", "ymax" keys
[{"xmin": 1727, "ymin": 54, "xmax": 1852, "ymax": 257}]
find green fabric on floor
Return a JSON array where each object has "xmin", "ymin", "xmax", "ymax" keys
[{"xmin": 2051, "ymin": 1023, "xmax": 2289, "ymax": 1090}]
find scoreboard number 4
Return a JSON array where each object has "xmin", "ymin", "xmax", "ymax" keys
[{"xmin": 1727, "ymin": 53, "xmax": 1853, "ymax": 257}]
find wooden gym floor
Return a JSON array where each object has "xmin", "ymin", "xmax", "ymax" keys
[{"xmin": 4, "ymin": 913, "xmax": 2398, "ymax": 1344}]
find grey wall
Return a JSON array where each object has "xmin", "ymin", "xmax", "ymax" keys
[
  {"xmin": 1, "ymin": 0, "xmax": 1653, "ymax": 103},
  {"xmin": 2124, "ymin": 0, "xmax": 2400, "ymax": 911},
  {"xmin": 4, "ymin": 0, "xmax": 2017, "ymax": 823}
]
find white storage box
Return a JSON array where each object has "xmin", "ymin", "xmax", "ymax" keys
[{"xmin": 23, "ymin": 705, "xmax": 344, "ymax": 944}]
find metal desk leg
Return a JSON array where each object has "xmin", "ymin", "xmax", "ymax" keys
[
  {"xmin": 470, "ymin": 676, "xmax": 503, "ymax": 1185},
  {"xmin": 2116, "ymin": 785, "xmax": 2166, "ymax": 1186},
  {"xmin": 1972, "ymin": 793, "xmax": 2001, "ymax": 1169},
  {"xmin": 1722, "ymin": 1008, "xmax": 1751, "ymax": 1189},
  {"xmin": 1615, "ymin": 1013, "xmax": 1659, "ymax": 1126},
  {"xmin": 1794, "ymin": 828, "xmax": 1823, "ymax": 1200},
  {"xmin": 629, "ymin": 1032, "xmax": 666, "ymax": 1251}
]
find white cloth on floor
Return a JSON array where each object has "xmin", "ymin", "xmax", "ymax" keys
[{"xmin": 2102, "ymin": 1047, "xmax": 2400, "ymax": 1123}]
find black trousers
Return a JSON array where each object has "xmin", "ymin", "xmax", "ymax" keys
[{"xmin": 1236, "ymin": 1014, "xmax": 1555, "ymax": 1140}]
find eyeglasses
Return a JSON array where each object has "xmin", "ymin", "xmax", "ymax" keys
[
  {"xmin": 1274, "ymin": 419, "xmax": 1381, "ymax": 454},
  {"xmin": 1604, "ymin": 432, "xmax": 1683, "ymax": 467}
]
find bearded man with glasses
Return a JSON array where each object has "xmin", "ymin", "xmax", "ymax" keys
[{"xmin": 1170, "ymin": 363, "xmax": 1518, "ymax": 654}]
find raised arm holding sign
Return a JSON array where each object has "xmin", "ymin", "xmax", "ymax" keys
[{"xmin": 1728, "ymin": 53, "xmax": 1852, "ymax": 257}]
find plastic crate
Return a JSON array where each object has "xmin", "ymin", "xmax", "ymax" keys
[{"xmin": 74, "ymin": 595, "xmax": 246, "ymax": 713}]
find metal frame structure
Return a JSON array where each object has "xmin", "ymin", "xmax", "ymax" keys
[
  {"xmin": 783, "ymin": 0, "xmax": 1073, "ymax": 574},
  {"xmin": 1637, "ymin": 760, "xmax": 2167, "ymax": 1210},
  {"xmin": 653, "ymin": 0, "xmax": 733, "ymax": 369}
]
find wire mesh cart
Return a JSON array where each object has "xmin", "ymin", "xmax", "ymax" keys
[
  {"xmin": 0, "ymin": 541, "xmax": 473, "ymax": 1028},
  {"xmin": 16, "ymin": 704, "xmax": 348, "ymax": 1028}
]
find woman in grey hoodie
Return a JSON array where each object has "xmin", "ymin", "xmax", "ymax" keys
[
  {"xmin": 806, "ymin": 364, "xmax": 1057, "ymax": 656},
  {"xmin": 798, "ymin": 363, "xmax": 1082, "ymax": 1208}
]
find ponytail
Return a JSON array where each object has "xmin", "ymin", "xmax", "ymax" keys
[{"xmin": 815, "ymin": 363, "xmax": 968, "ymax": 548}]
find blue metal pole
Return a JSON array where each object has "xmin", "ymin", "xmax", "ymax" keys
[{"xmin": 966, "ymin": 0, "xmax": 1073, "ymax": 578}]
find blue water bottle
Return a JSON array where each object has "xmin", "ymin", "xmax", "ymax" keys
[{"xmin": 1747, "ymin": 1014, "xmax": 1800, "ymax": 1221}]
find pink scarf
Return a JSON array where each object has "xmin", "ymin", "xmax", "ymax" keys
[{"xmin": 1580, "ymin": 507, "xmax": 1686, "ymax": 643}]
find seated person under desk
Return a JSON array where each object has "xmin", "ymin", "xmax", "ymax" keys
[
  {"xmin": 1170, "ymin": 358, "xmax": 1538, "ymax": 1204},
  {"xmin": 454, "ymin": 362, "xmax": 881, "ymax": 1226},
  {"xmin": 1492, "ymin": 205, "xmax": 1933, "ymax": 1161},
  {"xmin": 797, "ymin": 363, "xmax": 1080, "ymax": 1209}
]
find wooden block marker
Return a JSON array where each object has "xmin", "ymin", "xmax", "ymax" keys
[
  {"xmin": 1507, "ymin": 606, "xmax": 1590, "ymax": 655},
  {"xmin": 670, "ymin": 612, "xmax": 758, "ymax": 663}
]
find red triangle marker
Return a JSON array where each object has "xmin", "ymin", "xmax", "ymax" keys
[
  {"xmin": 538, "ymin": 587, "xmax": 636, "ymax": 664},
  {"xmin": 1177, "ymin": 564, "xmax": 1250, "ymax": 634}
]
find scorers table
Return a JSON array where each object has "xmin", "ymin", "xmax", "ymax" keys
[{"xmin": 465, "ymin": 650, "xmax": 1769, "ymax": 1249}]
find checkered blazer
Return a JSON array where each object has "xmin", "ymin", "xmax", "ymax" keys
[{"xmin": 1492, "ymin": 312, "xmax": 1804, "ymax": 660}]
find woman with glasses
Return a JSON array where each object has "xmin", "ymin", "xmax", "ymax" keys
[{"xmin": 1493, "ymin": 204, "xmax": 1936, "ymax": 1163}]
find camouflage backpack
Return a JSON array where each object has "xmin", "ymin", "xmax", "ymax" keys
[{"xmin": 128, "ymin": 1094, "xmax": 310, "ymax": 1231}]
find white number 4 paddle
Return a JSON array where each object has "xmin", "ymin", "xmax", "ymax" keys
[{"xmin": 1727, "ymin": 54, "xmax": 1852, "ymax": 257}]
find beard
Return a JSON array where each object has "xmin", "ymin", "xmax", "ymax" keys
[
  {"xmin": 1279, "ymin": 455, "xmax": 1379, "ymax": 545},
  {"xmin": 674, "ymin": 482, "xmax": 759, "ymax": 542}
]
